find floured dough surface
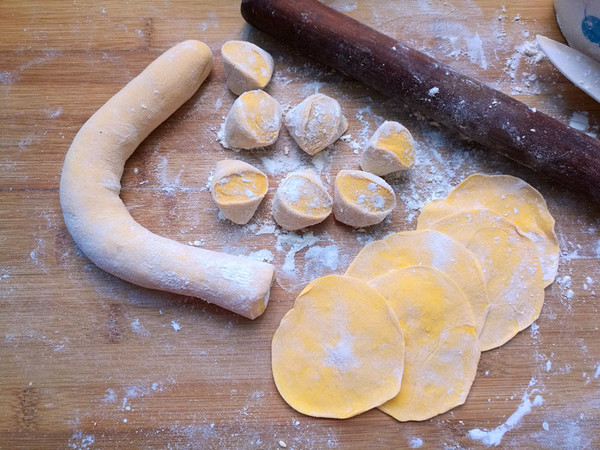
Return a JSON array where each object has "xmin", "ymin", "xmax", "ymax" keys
[
  {"xmin": 284, "ymin": 93, "xmax": 348, "ymax": 155},
  {"xmin": 370, "ymin": 266, "xmax": 479, "ymax": 422},
  {"xmin": 221, "ymin": 40, "xmax": 274, "ymax": 95},
  {"xmin": 333, "ymin": 170, "xmax": 396, "ymax": 227},
  {"xmin": 221, "ymin": 89, "xmax": 282, "ymax": 149},
  {"xmin": 272, "ymin": 275, "xmax": 405, "ymax": 419},
  {"xmin": 346, "ymin": 229, "xmax": 489, "ymax": 337},
  {"xmin": 360, "ymin": 121, "xmax": 415, "ymax": 176},
  {"xmin": 418, "ymin": 209, "xmax": 544, "ymax": 351},
  {"xmin": 210, "ymin": 160, "xmax": 268, "ymax": 224},
  {"xmin": 272, "ymin": 170, "xmax": 332, "ymax": 230},
  {"xmin": 417, "ymin": 174, "xmax": 558, "ymax": 287}
]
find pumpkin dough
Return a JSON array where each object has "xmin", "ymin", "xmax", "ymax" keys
[
  {"xmin": 418, "ymin": 209, "xmax": 544, "ymax": 351},
  {"xmin": 360, "ymin": 121, "xmax": 415, "ymax": 176},
  {"xmin": 417, "ymin": 174, "xmax": 558, "ymax": 287},
  {"xmin": 210, "ymin": 160, "xmax": 268, "ymax": 224},
  {"xmin": 221, "ymin": 89, "xmax": 282, "ymax": 149},
  {"xmin": 333, "ymin": 170, "xmax": 396, "ymax": 227},
  {"xmin": 284, "ymin": 93, "xmax": 348, "ymax": 155},
  {"xmin": 60, "ymin": 41, "xmax": 275, "ymax": 320},
  {"xmin": 271, "ymin": 275, "xmax": 405, "ymax": 419},
  {"xmin": 369, "ymin": 266, "xmax": 480, "ymax": 422},
  {"xmin": 221, "ymin": 40, "xmax": 274, "ymax": 95},
  {"xmin": 272, "ymin": 170, "xmax": 332, "ymax": 230},
  {"xmin": 346, "ymin": 229, "xmax": 489, "ymax": 337}
]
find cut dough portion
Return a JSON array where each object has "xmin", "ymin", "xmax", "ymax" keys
[
  {"xmin": 60, "ymin": 41, "xmax": 275, "ymax": 320},
  {"xmin": 418, "ymin": 174, "xmax": 558, "ymax": 287},
  {"xmin": 272, "ymin": 170, "xmax": 332, "ymax": 230},
  {"xmin": 210, "ymin": 160, "xmax": 268, "ymax": 224},
  {"xmin": 345, "ymin": 229, "xmax": 489, "ymax": 337},
  {"xmin": 360, "ymin": 121, "xmax": 415, "ymax": 176},
  {"xmin": 284, "ymin": 93, "xmax": 348, "ymax": 155},
  {"xmin": 272, "ymin": 275, "xmax": 405, "ymax": 419},
  {"xmin": 369, "ymin": 266, "xmax": 479, "ymax": 422},
  {"xmin": 221, "ymin": 90, "xmax": 282, "ymax": 149},
  {"xmin": 418, "ymin": 209, "xmax": 544, "ymax": 351},
  {"xmin": 333, "ymin": 170, "xmax": 396, "ymax": 227},
  {"xmin": 221, "ymin": 40, "xmax": 274, "ymax": 95}
]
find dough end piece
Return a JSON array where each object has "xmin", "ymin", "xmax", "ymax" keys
[{"xmin": 221, "ymin": 40, "xmax": 275, "ymax": 95}]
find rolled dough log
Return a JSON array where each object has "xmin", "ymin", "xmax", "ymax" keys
[{"xmin": 60, "ymin": 40, "xmax": 275, "ymax": 320}]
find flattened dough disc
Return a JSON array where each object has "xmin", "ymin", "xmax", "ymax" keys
[
  {"xmin": 419, "ymin": 209, "xmax": 544, "ymax": 351},
  {"xmin": 369, "ymin": 266, "xmax": 480, "ymax": 422},
  {"xmin": 417, "ymin": 174, "xmax": 558, "ymax": 287},
  {"xmin": 346, "ymin": 229, "xmax": 489, "ymax": 337},
  {"xmin": 271, "ymin": 275, "xmax": 405, "ymax": 419}
]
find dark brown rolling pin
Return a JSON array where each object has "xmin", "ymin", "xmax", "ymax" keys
[{"xmin": 241, "ymin": 0, "xmax": 600, "ymax": 202}]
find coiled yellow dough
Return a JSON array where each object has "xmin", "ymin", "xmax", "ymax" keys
[
  {"xmin": 417, "ymin": 174, "xmax": 558, "ymax": 287},
  {"xmin": 360, "ymin": 121, "xmax": 415, "ymax": 176},
  {"xmin": 271, "ymin": 275, "xmax": 405, "ymax": 419},
  {"xmin": 369, "ymin": 266, "xmax": 480, "ymax": 422},
  {"xmin": 60, "ymin": 40, "xmax": 275, "ymax": 320},
  {"xmin": 418, "ymin": 209, "xmax": 544, "ymax": 351},
  {"xmin": 210, "ymin": 159, "xmax": 268, "ymax": 225},
  {"xmin": 345, "ymin": 229, "xmax": 489, "ymax": 338},
  {"xmin": 221, "ymin": 40, "xmax": 274, "ymax": 95},
  {"xmin": 333, "ymin": 169, "xmax": 396, "ymax": 227},
  {"xmin": 272, "ymin": 170, "xmax": 333, "ymax": 231}
]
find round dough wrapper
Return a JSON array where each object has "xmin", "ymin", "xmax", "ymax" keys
[
  {"xmin": 345, "ymin": 229, "xmax": 489, "ymax": 337},
  {"xmin": 221, "ymin": 89, "xmax": 282, "ymax": 149},
  {"xmin": 419, "ymin": 209, "xmax": 544, "ymax": 351},
  {"xmin": 272, "ymin": 170, "xmax": 332, "ymax": 231},
  {"xmin": 221, "ymin": 40, "xmax": 274, "ymax": 95},
  {"xmin": 360, "ymin": 121, "xmax": 415, "ymax": 176},
  {"xmin": 272, "ymin": 275, "xmax": 405, "ymax": 419},
  {"xmin": 210, "ymin": 160, "xmax": 268, "ymax": 224},
  {"xmin": 333, "ymin": 170, "xmax": 396, "ymax": 228},
  {"xmin": 417, "ymin": 174, "xmax": 558, "ymax": 287},
  {"xmin": 369, "ymin": 266, "xmax": 479, "ymax": 422},
  {"xmin": 284, "ymin": 93, "xmax": 348, "ymax": 155}
]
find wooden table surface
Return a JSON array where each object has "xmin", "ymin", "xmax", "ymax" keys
[{"xmin": 1, "ymin": 0, "xmax": 599, "ymax": 448}]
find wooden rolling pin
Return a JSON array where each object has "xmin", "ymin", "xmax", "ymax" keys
[{"xmin": 241, "ymin": 0, "xmax": 600, "ymax": 202}]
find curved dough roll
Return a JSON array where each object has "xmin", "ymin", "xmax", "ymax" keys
[{"xmin": 60, "ymin": 41, "xmax": 275, "ymax": 320}]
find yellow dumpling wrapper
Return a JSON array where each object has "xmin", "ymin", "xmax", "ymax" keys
[
  {"xmin": 360, "ymin": 121, "xmax": 415, "ymax": 176},
  {"xmin": 418, "ymin": 209, "xmax": 544, "ymax": 351},
  {"xmin": 417, "ymin": 174, "xmax": 558, "ymax": 287},
  {"xmin": 345, "ymin": 229, "xmax": 489, "ymax": 337},
  {"xmin": 271, "ymin": 275, "xmax": 405, "ymax": 419},
  {"xmin": 369, "ymin": 266, "xmax": 480, "ymax": 422}
]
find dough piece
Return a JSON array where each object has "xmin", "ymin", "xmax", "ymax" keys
[
  {"xmin": 221, "ymin": 40, "xmax": 274, "ymax": 95},
  {"xmin": 284, "ymin": 93, "xmax": 348, "ymax": 155},
  {"xmin": 272, "ymin": 170, "xmax": 332, "ymax": 230},
  {"xmin": 418, "ymin": 209, "xmax": 544, "ymax": 351},
  {"xmin": 369, "ymin": 266, "xmax": 479, "ymax": 422},
  {"xmin": 210, "ymin": 160, "xmax": 268, "ymax": 224},
  {"xmin": 272, "ymin": 275, "xmax": 405, "ymax": 419},
  {"xmin": 221, "ymin": 89, "xmax": 282, "ymax": 149},
  {"xmin": 417, "ymin": 174, "xmax": 559, "ymax": 287},
  {"xmin": 333, "ymin": 170, "xmax": 396, "ymax": 227},
  {"xmin": 60, "ymin": 41, "xmax": 275, "ymax": 320},
  {"xmin": 360, "ymin": 121, "xmax": 415, "ymax": 176},
  {"xmin": 346, "ymin": 229, "xmax": 489, "ymax": 337}
]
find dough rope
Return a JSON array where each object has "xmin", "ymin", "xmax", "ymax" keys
[{"xmin": 60, "ymin": 40, "xmax": 275, "ymax": 320}]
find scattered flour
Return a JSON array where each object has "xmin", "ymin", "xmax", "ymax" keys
[
  {"xmin": 171, "ymin": 321, "xmax": 181, "ymax": 332},
  {"xmin": 249, "ymin": 249, "xmax": 275, "ymax": 263},
  {"xmin": 468, "ymin": 378, "xmax": 544, "ymax": 446},
  {"xmin": 409, "ymin": 437, "xmax": 424, "ymax": 448},
  {"xmin": 130, "ymin": 318, "xmax": 149, "ymax": 336},
  {"xmin": 68, "ymin": 430, "xmax": 95, "ymax": 449}
]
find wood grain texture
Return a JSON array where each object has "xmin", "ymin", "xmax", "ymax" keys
[{"xmin": 1, "ymin": 0, "xmax": 599, "ymax": 448}]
